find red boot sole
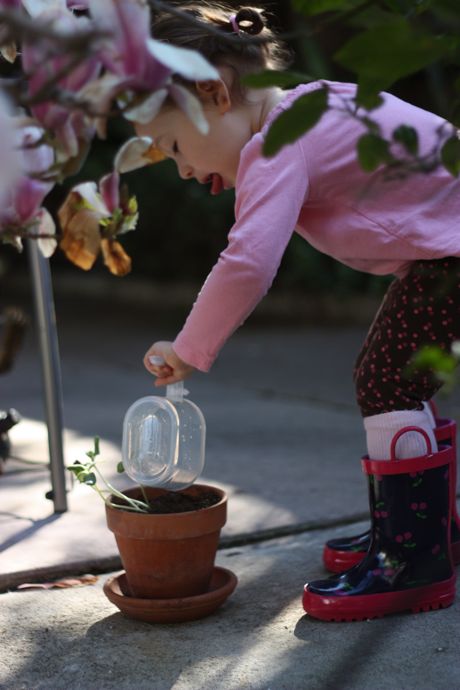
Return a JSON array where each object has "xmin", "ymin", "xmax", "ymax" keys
[
  {"xmin": 324, "ymin": 540, "xmax": 460, "ymax": 573},
  {"xmin": 303, "ymin": 576, "xmax": 456, "ymax": 622}
]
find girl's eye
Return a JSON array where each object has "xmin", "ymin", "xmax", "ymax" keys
[{"xmin": 172, "ymin": 141, "xmax": 179, "ymax": 154}]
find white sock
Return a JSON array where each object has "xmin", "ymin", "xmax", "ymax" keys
[
  {"xmin": 422, "ymin": 400, "xmax": 436, "ymax": 429},
  {"xmin": 364, "ymin": 409, "xmax": 438, "ymax": 460}
]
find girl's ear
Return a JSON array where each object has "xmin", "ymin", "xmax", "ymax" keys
[{"xmin": 195, "ymin": 79, "xmax": 231, "ymax": 113}]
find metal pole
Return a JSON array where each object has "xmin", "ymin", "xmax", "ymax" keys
[{"xmin": 28, "ymin": 240, "xmax": 67, "ymax": 513}]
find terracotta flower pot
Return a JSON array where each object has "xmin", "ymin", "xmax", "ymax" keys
[{"xmin": 105, "ymin": 483, "xmax": 227, "ymax": 599}]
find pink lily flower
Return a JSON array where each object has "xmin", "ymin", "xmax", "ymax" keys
[
  {"xmin": 87, "ymin": 0, "xmax": 218, "ymax": 133},
  {"xmin": 0, "ymin": 90, "xmax": 21, "ymax": 210},
  {"xmin": 21, "ymin": 2, "xmax": 101, "ymax": 158},
  {"xmin": 0, "ymin": 123, "xmax": 56, "ymax": 256},
  {"xmin": 58, "ymin": 170, "xmax": 137, "ymax": 275}
]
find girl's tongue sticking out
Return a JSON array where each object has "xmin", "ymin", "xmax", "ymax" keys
[{"xmin": 211, "ymin": 173, "xmax": 224, "ymax": 195}]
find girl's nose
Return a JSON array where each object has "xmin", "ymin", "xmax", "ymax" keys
[{"xmin": 177, "ymin": 161, "xmax": 193, "ymax": 180}]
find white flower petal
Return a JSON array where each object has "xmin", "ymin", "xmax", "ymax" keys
[
  {"xmin": 114, "ymin": 136, "xmax": 153, "ymax": 173},
  {"xmin": 146, "ymin": 38, "xmax": 219, "ymax": 82},
  {"xmin": 0, "ymin": 42, "xmax": 17, "ymax": 64},
  {"xmin": 73, "ymin": 181, "xmax": 110, "ymax": 217},
  {"xmin": 22, "ymin": 0, "xmax": 67, "ymax": 16},
  {"xmin": 169, "ymin": 83, "xmax": 209, "ymax": 135},
  {"xmin": 123, "ymin": 88, "xmax": 168, "ymax": 124},
  {"xmin": 36, "ymin": 208, "xmax": 57, "ymax": 258},
  {"xmin": 120, "ymin": 212, "xmax": 138, "ymax": 234}
]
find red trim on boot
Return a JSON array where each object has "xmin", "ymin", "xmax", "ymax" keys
[
  {"xmin": 323, "ymin": 418, "xmax": 460, "ymax": 573},
  {"xmin": 306, "ymin": 427, "xmax": 456, "ymax": 621},
  {"xmin": 303, "ymin": 575, "xmax": 456, "ymax": 622},
  {"xmin": 322, "ymin": 545, "xmax": 364, "ymax": 573}
]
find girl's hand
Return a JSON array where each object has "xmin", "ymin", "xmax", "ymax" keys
[{"xmin": 143, "ymin": 341, "xmax": 195, "ymax": 387}]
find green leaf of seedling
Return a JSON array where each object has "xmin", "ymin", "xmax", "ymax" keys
[
  {"xmin": 357, "ymin": 133, "xmax": 391, "ymax": 171},
  {"xmin": 117, "ymin": 461, "xmax": 125, "ymax": 474},
  {"xmin": 93, "ymin": 436, "xmax": 100, "ymax": 456},
  {"xmin": 242, "ymin": 69, "xmax": 313, "ymax": 89},
  {"xmin": 68, "ymin": 464, "xmax": 93, "ymax": 485},
  {"xmin": 68, "ymin": 461, "xmax": 85, "ymax": 477},
  {"xmin": 82, "ymin": 472, "xmax": 97, "ymax": 486},
  {"xmin": 441, "ymin": 135, "xmax": 460, "ymax": 177},
  {"xmin": 393, "ymin": 125, "xmax": 419, "ymax": 155},
  {"xmin": 263, "ymin": 87, "xmax": 329, "ymax": 157}
]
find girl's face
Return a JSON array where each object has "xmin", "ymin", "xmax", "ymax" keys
[{"xmin": 135, "ymin": 79, "xmax": 255, "ymax": 195}]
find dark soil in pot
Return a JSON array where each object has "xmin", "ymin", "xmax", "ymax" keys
[{"xmin": 112, "ymin": 488, "xmax": 221, "ymax": 514}]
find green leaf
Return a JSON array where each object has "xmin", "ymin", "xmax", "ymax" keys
[
  {"xmin": 292, "ymin": 0, "xmax": 364, "ymax": 15},
  {"xmin": 357, "ymin": 133, "xmax": 391, "ymax": 171},
  {"xmin": 94, "ymin": 436, "xmax": 100, "ymax": 456},
  {"xmin": 441, "ymin": 135, "xmax": 460, "ymax": 177},
  {"xmin": 410, "ymin": 345, "xmax": 457, "ymax": 373},
  {"xmin": 82, "ymin": 472, "xmax": 97, "ymax": 486},
  {"xmin": 242, "ymin": 70, "xmax": 313, "ymax": 89},
  {"xmin": 263, "ymin": 87, "xmax": 329, "ymax": 157},
  {"xmin": 68, "ymin": 461, "xmax": 85, "ymax": 477},
  {"xmin": 392, "ymin": 125, "xmax": 419, "ymax": 155},
  {"xmin": 117, "ymin": 461, "xmax": 125, "ymax": 474},
  {"xmin": 335, "ymin": 20, "xmax": 453, "ymax": 106}
]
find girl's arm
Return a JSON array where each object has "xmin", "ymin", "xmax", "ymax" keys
[{"xmin": 172, "ymin": 136, "xmax": 309, "ymax": 373}]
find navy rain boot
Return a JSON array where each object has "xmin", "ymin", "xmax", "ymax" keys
[
  {"xmin": 323, "ymin": 416, "xmax": 460, "ymax": 572},
  {"xmin": 304, "ymin": 427, "xmax": 456, "ymax": 621}
]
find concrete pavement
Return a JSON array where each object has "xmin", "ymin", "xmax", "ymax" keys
[{"xmin": 1, "ymin": 274, "xmax": 460, "ymax": 689}]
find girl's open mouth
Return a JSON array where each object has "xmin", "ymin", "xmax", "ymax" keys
[{"xmin": 210, "ymin": 173, "xmax": 223, "ymax": 195}]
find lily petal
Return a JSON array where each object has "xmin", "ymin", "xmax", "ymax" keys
[
  {"xmin": 169, "ymin": 83, "xmax": 209, "ymax": 135},
  {"xmin": 73, "ymin": 181, "xmax": 110, "ymax": 217},
  {"xmin": 22, "ymin": 0, "xmax": 67, "ymax": 16},
  {"xmin": 0, "ymin": 92, "xmax": 22, "ymax": 208},
  {"xmin": 99, "ymin": 171, "xmax": 119, "ymax": 214},
  {"xmin": 58, "ymin": 205, "xmax": 101, "ymax": 270},
  {"xmin": 114, "ymin": 136, "xmax": 165, "ymax": 173},
  {"xmin": 0, "ymin": 42, "xmax": 17, "ymax": 63},
  {"xmin": 146, "ymin": 38, "xmax": 219, "ymax": 82},
  {"xmin": 101, "ymin": 238, "xmax": 131, "ymax": 276},
  {"xmin": 123, "ymin": 88, "xmax": 168, "ymax": 124},
  {"xmin": 35, "ymin": 208, "xmax": 57, "ymax": 258}
]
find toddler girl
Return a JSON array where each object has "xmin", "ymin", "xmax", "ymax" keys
[{"xmin": 136, "ymin": 2, "xmax": 460, "ymax": 621}]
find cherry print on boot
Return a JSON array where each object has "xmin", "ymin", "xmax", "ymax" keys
[
  {"xmin": 323, "ymin": 415, "xmax": 460, "ymax": 572},
  {"xmin": 304, "ymin": 428, "xmax": 456, "ymax": 621}
]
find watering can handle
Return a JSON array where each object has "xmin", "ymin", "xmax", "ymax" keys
[{"xmin": 148, "ymin": 356, "xmax": 188, "ymax": 401}]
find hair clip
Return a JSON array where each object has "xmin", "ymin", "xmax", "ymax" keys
[{"xmin": 229, "ymin": 14, "xmax": 240, "ymax": 34}]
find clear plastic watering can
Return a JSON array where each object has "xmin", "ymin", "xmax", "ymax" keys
[{"xmin": 121, "ymin": 357, "xmax": 206, "ymax": 491}]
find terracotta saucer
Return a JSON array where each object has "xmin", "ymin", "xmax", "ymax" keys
[{"xmin": 103, "ymin": 566, "xmax": 238, "ymax": 623}]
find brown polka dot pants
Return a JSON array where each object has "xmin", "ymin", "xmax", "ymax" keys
[{"xmin": 355, "ymin": 257, "xmax": 460, "ymax": 417}]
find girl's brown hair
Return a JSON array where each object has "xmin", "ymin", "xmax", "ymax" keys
[{"xmin": 152, "ymin": 2, "xmax": 292, "ymax": 98}]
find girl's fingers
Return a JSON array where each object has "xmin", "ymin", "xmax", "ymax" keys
[{"xmin": 154, "ymin": 373, "xmax": 181, "ymax": 387}]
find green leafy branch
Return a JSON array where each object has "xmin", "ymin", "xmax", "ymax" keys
[
  {"xmin": 68, "ymin": 437, "xmax": 151, "ymax": 513},
  {"xmin": 406, "ymin": 343, "xmax": 460, "ymax": 392},
  {"xmin": 244, "ymin": 1, "xmax": 460, "ymax": 177}
]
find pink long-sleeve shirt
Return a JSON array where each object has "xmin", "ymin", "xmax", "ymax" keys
[{"xmin": 173, "ymin": 81, "xmax": 460, "ymax": 372}]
